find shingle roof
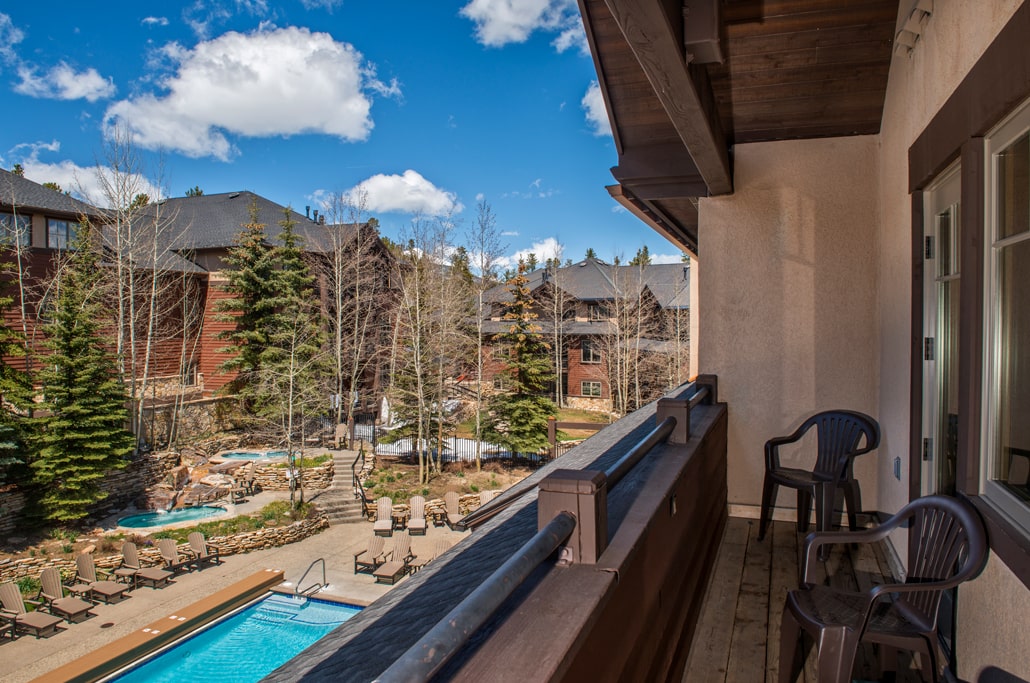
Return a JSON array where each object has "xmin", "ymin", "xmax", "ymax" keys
[
  {"xmin": 484, "ymin": 258, "xmax": 690, "ymax": 309},
  {"xmin": 0, "ymin": 168, "xmax": 99, "ymax": 217}
]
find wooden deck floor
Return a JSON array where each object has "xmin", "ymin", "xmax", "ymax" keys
[{"xmin": 683, "ymin": 517, "xmax": 925, "ymax": 683}]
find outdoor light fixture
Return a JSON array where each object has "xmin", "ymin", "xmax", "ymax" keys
[{"xmin": 895, "ymin": 0, "xmax": 933, "ymax": 57}]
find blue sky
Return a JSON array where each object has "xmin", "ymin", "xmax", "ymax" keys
[{"xmin": 0, "ymin": 1, "xmax": 685, "ymax": 266}]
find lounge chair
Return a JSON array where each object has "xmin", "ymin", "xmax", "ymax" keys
[
  {"xmin": 409, "ymin": 539, "xmax": 452, "ymax": 573},
  {"xmin": 443, "ymin": 491, "xmax": 463, "ymax": 529},
  {"xmin": 372, "ymin": 496, "xmax": 393, "ymax": 537},
  {"xmin": 373, "ymin": 531, "xmax": 416, "ymax": 585},
  {"xmin": 119, "ymin": 542, "xmax": 173, "ymax": 589},
  {"xmin": 75, "ymin": 554, "xmax": 128, "ymax": 604},
  {"xmin": 157, "ymin": 539, "xmax": 194, "ymax": 574},
  {"xmin": 407, "ymin": 496, "xmax": 427, "ymax": 536},
  {"xmin": 188, "ymin": 532, "xmax": 222, "ymax": 568},
  {"xmin": 236, "ymin": 462, "xmax": 257, "ymax": 495},
  {"xmin": 37, "ymin": 567, "xmax": 93, "ymax": 623},
  {"xmin": 0, "ymin": 581, "xmax": 64, "ymax": 638},
  {"xmin": 354, "ymin": 534, "xmax": 390, "ymax": 574}
]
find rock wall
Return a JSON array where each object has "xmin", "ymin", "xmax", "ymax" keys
[
  {"xmin": 253, "ymin": 461, "xmax": 334, "ymax": 491},
  {"xmin": 0, "ymin": 487, "xmax": 27, "ymax": 537},
  {"xmin": 0, "ymin": 514, "xmax": 328, "ymax": 584}
]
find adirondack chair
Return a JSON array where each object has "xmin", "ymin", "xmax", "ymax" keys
[
  {"xmin": 0, "ymin": 582, "xmax": 63, "ymax": 639},
  {"xmin": 407, "ymin": 496, "xmax": 427, "ymax": 536},
  {"xmin": 74, "ymin": 554, "xmax": 128, "ymax": 603},
  {"xmin": 373, "ymin": 496, "xmax": 394, "ymax": 537},
  {"xmin": 37, "ymin": 568, "xmax": 93, "ymax": 623},
  {"xmin": 354, "ymin": 534, "xmax": 390, "ymax": 574}
]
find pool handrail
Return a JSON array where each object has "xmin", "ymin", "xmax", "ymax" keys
[{"xmin": 296, "ymin": 558, "xmax": 327, "ymax": 597}]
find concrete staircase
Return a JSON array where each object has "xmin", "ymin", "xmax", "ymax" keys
[{"xmin": 311, "ymin": 451, "xmax": 368, "ymax": 525}]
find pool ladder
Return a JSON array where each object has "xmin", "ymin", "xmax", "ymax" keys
[{"xmin": 295, "ymin": 557, "xmax": 328, "ymax": 596}]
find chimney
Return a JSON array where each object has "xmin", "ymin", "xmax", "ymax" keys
[
  {"xmin": 313, "ymin": 209, "xmax": 319, "ymax": 223},
  {"xmin": 319, "ymin": 214, "xmax": 326, "ymax": 225},
  {"xmin": 305, "ymin": 205, "xmax": 311, "ymax": 219}
]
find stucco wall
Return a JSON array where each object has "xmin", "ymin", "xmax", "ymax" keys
[
  {"xmin": 875, "ymin": 2, "xmax": 1027, "ymax": 679},
  {"xmin": 698, "ymin": 135, "xmax": 880, "ymax": 512}
]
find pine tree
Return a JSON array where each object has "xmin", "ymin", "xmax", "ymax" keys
[
  {"xmin": 216, "ymin": 201, "xmax": 279, "ymax": 400},
  {"xmin": 585, "ymin": 247, "xmax": 597, "ymax": 259},
  {"xmin": 32, "ymin": 222, "xmax": 134, "ymax": 522},
  {"xmin": 485, "ymin": 260, "xmax": 556, "ymax": 453},
  {"xmin": 0, "ymin": 261, "xmax": 32, "ymax": 483}
]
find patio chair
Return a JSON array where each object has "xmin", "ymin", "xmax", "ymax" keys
[
  {"xmin": 373, "ymin": 531, "xmax": 416, "ymax": 585},
  {"xmin": 778, "ymin": 495, "xmax": 988, "ymax": 683},
  {"xmin": 237, "ymin": 462, "xmax": 257, "ymax": 495},
  {"xmin": 37, "ymin": 567, "xmax": 93, "ymax": 623},
  {"xmin": 74, "ymin": 553, "xmax": 128, "ymax": 604},
  {"xmin": 0, "ymin": 581, "xmax": 64, "ymax": 639},
  {"xmin": 443, "ymin": 491, "xmax": 463, "ymax": 529},
  {"xmin": 188, "ymin": 532, "xmax": 222, "ymax": 568},
  {"xmin": 758, "ymin": 409, "xmax": 880, "ymax": 542},
  {"xmin": 119, "ymin": 542, "xmax": 173, "ymax": 589},
  {"xmin": 409, "ymin": 538, "xmax": 452, "ymax": 573},
  {"xmin": 157, "ymin": 538, "xmax": 194, "ymax": 574},
  {"xmin": 407, "ymin": 496, "xmax": 427, "ymax": 536},
  {"xmin": 354, "ymin": 534, "xmax": 390, "ymax": 574},
  {"xmin": 373, "ymin": 496, "xmax": 394, "ymax": 537}
]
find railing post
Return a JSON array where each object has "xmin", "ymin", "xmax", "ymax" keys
[
  {"xmin": 548, "ymin": 416, "xmax": 557, "ymax": 459},
  {"xmin": 656, "ymin": 398, "xmax": 691, "ymax": 444},
  {"xmin": 695, "ymin": 374, "xmax": 718, "ymax": 404},
  {"xmin": 538, "ymin": 469, "xmax": 607, "ymax": 564}
]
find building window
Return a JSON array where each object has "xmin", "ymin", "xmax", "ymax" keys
[
  {"xmin": 587, "ymin": 302, "xmax": 607, "ymax": 320},
  {"xmin": 47, "ymin": 218, "xmax": 76, "ymax": 250},
  {"xmin": 581, "ymin": 338, "xmax": 601, "ymax": 364},
  {"xmin": 0, "ymin": 212, "xmax": 30, "ymax": 247},
  {"xmin": 985, "ymin": 99, "xmax": 1030, "ymax": 533},
  {"xmin": 581, "ymin": 381, "xmax": 602, "ymax": 397}
]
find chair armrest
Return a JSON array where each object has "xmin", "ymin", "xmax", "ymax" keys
[
  {"xmin": 95, "ymin": 567, "xmax": 114, "ymax": 580},
  {"xmin": 801, "ymin": 524, "xmax": 900, "ymax": 584},
  {"xmin": 765, "ymin": 422, "xmax": 815, "ymax": 470}
]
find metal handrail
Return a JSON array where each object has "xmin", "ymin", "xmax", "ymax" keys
[
  {"xmin": 295, "ymin": 557, "xmax": 327, "ymax": 596},
  {"xmin": 375, "ymin": 511, "xmax": 577, "ymax": 682},
  {"xmin": 688, "ymin": 385, "xmax": 709, "ymax": 409},
  {"xmin": 604, "ymin": 416, "xmax": 677, "ymax": 489},
  {"xmin": 351, "ymin": 446, "xmax": 367, "ymax": 506}
]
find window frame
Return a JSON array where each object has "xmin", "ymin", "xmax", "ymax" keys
[
  {"xmin": 0, "ymin": 212, "xmax": 30, "ymax": 247},
  {"xmin": 581, "ymin": 380, "xmax": 602, "ymax": 397},
  {"xmin": 981, "ymin": 99, "xmax": 1030, "ymax": 535},
  {"xmin": 580, "ymin": 338, "xmax": 601, "ymax": 364},
  {"xmin": 47, "ymin": 217, "xmax": 76, "ymax": 250}
]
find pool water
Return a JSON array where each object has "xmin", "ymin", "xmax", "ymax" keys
[
  {"xmin": 219, "ymin": 450, "xmax": 288, "ymax": 460},
  {"xmin": 112, "ymin": 594, "xmax": 360, "ymax": 683},
  {"xmin": 117, "ymin": 506, "xmax": 227, "ymax": 529}
]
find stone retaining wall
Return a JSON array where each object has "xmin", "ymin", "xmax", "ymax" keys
[
  {"xmin": 0, "ymin": 514, "xmax": 329, "ymax": 584},
  {"xmin": 0, "ymin": 487, "xmax": 27, "ymax": 537},
  {"xmin": 253, "ymin": 461, "xmax": 334, "ymax": 491}
]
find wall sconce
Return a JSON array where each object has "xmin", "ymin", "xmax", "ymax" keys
[{"xmin": 895, "ymin": 0, "xmax": 933, "ymax": 57}]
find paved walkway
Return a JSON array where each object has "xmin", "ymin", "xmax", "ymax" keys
[{"xmin": 0, "ymin": 519, "xmax": 468, "ymax": 683}]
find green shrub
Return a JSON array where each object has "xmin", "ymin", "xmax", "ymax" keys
[
  {"xmin": 61, "ymin": 543, "xmax": 74, "ymax": 553},
  {"xmin": 16, "ymin": 576, "xmax": 39, "ymax": 597}
]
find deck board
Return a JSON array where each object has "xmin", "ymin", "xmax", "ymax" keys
[{"xmin": 683, "ymin": 518, "xmax": 926, "ymax": 683}]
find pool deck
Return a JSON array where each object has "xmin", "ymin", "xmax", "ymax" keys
[{"xmin": 0, "ymin": 518, "xmax": 468, "ymax": 683}]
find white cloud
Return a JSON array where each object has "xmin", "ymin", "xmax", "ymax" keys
[
  {"xmin": 15, "ymin": 63, "xmax": 116, "ymax": 102},
  {"xmin": 461, "ymin": 0, "xmax": 581, "ymax": 49},
  {"xmin": 551, "ymin": 22, "xmax": 587, "ymax": 55},
  {"xmin": 0, "ymin": 13, "xmax": 24, "ymax": 64},
  {"xmin": 142, "ymin": 16, "xmax": 170, "ymax": 27},
  {"xmin": 583, "ymin": 80, "xmax": 612, "ymax": 137},
  {"xmin": 652, "ymin": 253, "xmax": 686, "ymax": 264},
  {"xmin": 104, "ymin": 26, "xmax": 396, "ymax": 161},
  {"xmin": 16, "ymin": 145, "xmax": 163, "ymax": 207},
  {"xmin": 501, "ymin": 230, "xmax": 519, "ymax": 237},
  {"xmin": 300, "ymin": 0, "xmax": 343, "ymax": 10},
  {"xmin": 345, "ymin": 170, "xmax": 462, "ymax": 217},
  {"xmin": 498, "ymin": 236, "xmax": 564, "ymax": 268}
]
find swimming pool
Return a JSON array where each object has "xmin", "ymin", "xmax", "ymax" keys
[
  {"xmin": 117, "ymin": 505, "xmax": 227, "ymax": 529},
  {"xmin": 218, "ymin": 449, "xmax": 289, "ymax": 460},
  {"xmin": 109, "ymin": 593, "xmax": 360, "ymax": 682}
]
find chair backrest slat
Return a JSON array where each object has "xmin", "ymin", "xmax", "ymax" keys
[
  {"xmin": 368, "ymin": 534, "xmax": 386, "ymax": 557},
  {"xmin": 410, "ymin": 496, "xmax": 425, "ymax": 520},
  {"xmin": 189, "ymin": 532, "xmax": 208, "ymax": 558},
  {"xmin": 0, "ymin": 581, "xmax": 27, "ymax": 614},
  {"xmin": 39, "ymin": 567, "xmax": 65, "ymax": 600},
  {"xmin": 76, "ymin": 553, "xmax": 98, "ymax": 583},
  {"xmin": 376, "ymin": 496, "xmax": 392, "ymax": 520},
  {"xmin": 444, "ymin": 491, "xmax": 460, "ymax": 514},
  {"xmin": 810, "ymin": 410, "xmax": 880, "ymax": 479},
  {"xmin": 393, "ymin": 531, "xmax": 411, "ymax": 558},
  {"xmin": 122, "ymin": 541, "xmax": 142, "ymax": 570}
]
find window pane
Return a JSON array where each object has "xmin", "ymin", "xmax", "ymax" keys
[
  {"xmin": 0, "ymin": 212, "xmax": 29, "ymax": 246},
  {"xmin": 995, "ymin": 237, "xmax": 1030, "ymax": 503},
  {"xmin": 997, "ymin": 132, "xmax": 1030, "ymax": 240}
]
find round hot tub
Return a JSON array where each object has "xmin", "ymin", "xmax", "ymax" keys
[{"xmin": 117, "ymin": 505, "xmax": 227, "ymax": 529}]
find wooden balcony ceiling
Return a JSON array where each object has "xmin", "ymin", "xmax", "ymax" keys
[{"xmin": 580, "ymin": 0, "xmax": 899, "ymax": 253}]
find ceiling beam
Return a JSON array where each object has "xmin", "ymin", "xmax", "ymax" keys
[
  {"xmin": 612, "ymin": 142, "xmax": 710, "ymax": 199},
  {"xmin": 602, "ymin": 0, "xmax": 733, "ymax": 196},
  {"xmin": 607, "ymin": 184, "xmax": 698, "ymax": 255}
]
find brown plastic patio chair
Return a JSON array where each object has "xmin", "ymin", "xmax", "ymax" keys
[
  {"xmin": 354, "ymin": 534, "xmax": 390, "ymax": 574},
  {"xmin": 778, "ymin": 495, "xmax": 988, "ymax": 683},
  {"xmin": 407, "ymin": 496, "xmax": 427, "ymax": 536},
  {"xmin": 188, "ymin": 532, "xmax": 222, "ymax": 568},
  {"xmin": 373, "ymin": 496, "xmax": 394, "ymax": 537},
  {"xmin": 74, "ymin": 553, "xmax": 128, "ymax": 603},
  {"xmin": 119, "ymin": 542, "xmax": 173, "ymax": 589},
  {"xmin": 0, "ymin": 581, "xmax": 64, "ymax": 638},
  {"xmin": 157, "ymin": 539, "xmax": 194, "ymax": 574},
  {"xmin": 37, "ymin": 567, "xmax": 93, "ymax": 623},
  {"xmin": 373, "ymin": 531, "xmax": 416, "ymax": 585},
  {"xmin": 758, "ymin": 409, "xmax": 880, "ymax": 542},
  {"xmin": 443, "ymin": 491, "xmax": 462, "ymax": 529}
]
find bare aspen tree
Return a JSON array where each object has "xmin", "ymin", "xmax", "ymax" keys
[
  {"xmin": 464, "ymin": 199, "xmax": 505, "ymax": 471},
  {"xmin": 536, "ymin": 244, "xmax": 571, "ymax": 409}
]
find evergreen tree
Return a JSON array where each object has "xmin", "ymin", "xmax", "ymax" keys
[
  {"xmin": 484, "ymin": 259, "xmax": 556, "ymax": 453},
  {"xmin": 585, "ymin": 247, "xmax": 597, "ymax": 259},
  {"xmin": 629, "ymin": 245, "xmax": 651, "ymax": 266},
  {"xmin": 185, "ymin": 185, "xmax": 204, "ymax": 197},
  {"xmin": 216, "ymin": 201, "xmax": 278, "ymax": 400},
  {"xmin": 0, "ymin": 262, "xmax": 32, "ymax": 483},
  {"xmin": 32, "ymin": 222, "xmax": 134, "ymax": 522}
]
